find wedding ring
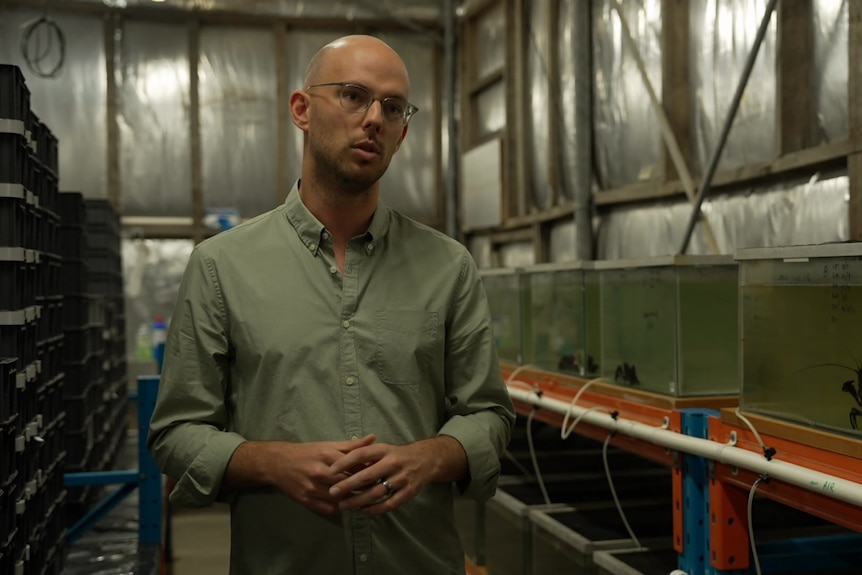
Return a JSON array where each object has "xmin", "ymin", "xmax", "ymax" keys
[{"xmin": 381, "ymin": 478, "xmax": 394, "ymax": 494}]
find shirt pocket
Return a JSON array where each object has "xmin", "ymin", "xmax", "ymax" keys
[{"xmin": 374, "ymin": 309, "xmax": 439, "ymax": 385}]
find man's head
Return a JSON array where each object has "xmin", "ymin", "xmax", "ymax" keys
[{"xmin": 290, "ymin": 35, "xmax": 414, "ymax": 196}]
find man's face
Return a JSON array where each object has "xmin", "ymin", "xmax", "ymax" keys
[{"xmin": 305, "ymin": 45, "xmax": 410, "ymax": 193}]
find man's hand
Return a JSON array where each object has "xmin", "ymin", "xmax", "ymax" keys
[
  {"xmin": 224, "ymin": 434, "xmax": 376, "ymax": 515},
  {"xmin": 327, "ymin": 435, "xmax": 467, "ymax": 515}
]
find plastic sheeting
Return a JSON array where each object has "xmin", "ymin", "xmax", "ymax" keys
[
  {"xmin": 690, "ymin": 0, "xmax": 776, "ymax": 174},
  {"xmin": 592, "ymin": 0, "xmax": 663, "ymax": 189},
  {"xmin": 549, "ymin": 218, "xmax": 578, "ymax": 263},
  {"xmin": 527, "ymin": 0, "xmax": 552, "ymax": 210},
  {"xmin": 468, "ymin": 234, "xmax": 493, "ymax": 269},
  {"xmin": 122, "ymin": 238, "xmax": 194, "ymax": 357},
  {"xmin": 499, "ymin": 241, "xmax": 535, "ymax": 268},
  {"xmin": 475, "ymin": 81, "xmax": 506, "ymax": 139},
  {"xmin": 476, "ymin": 2, "xmax": 505, "ymax": 79},
  {"xmin": 597, "ymin": 172, "xmax": 849, "ymax": 259},
  {"xmin": 117, "ymin": 21, "xmax": 191, "ymax": 217},
  {"xmin": 377, "ymin": 33, "xmax": 438, "ymax": 224},
  {"xmin": 557, "ymin": 0, "xmax": 579, "ymax": 202},
  {"xmin": 0, "ymin": 9, "xmax": 107, "ymax": 197},
  {"xmin": 199, "ymin": 27, "xmax": 278, "ymax": 219},
  {"xmin": 813, "ymin": 0, "xmax": 849, "ymax": 143}
]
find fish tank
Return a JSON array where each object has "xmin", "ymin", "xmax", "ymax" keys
[
  {"xmin": 596, "ymin": 255, "xmax": 739, "ymax": 396},
  {"xmin": 480, "ymin": 268, "xmax": 525, "ymax": 364},
  {"xmin": 521, "ymin": 262, "xmax": 600, "ymax": 376},
  {"xmin": 737, "ymin": 243, "xmax": 862, "ymax": 438}
]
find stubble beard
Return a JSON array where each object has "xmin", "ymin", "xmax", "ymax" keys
[{"xmin": 309, "ymin": 132, "xmax": 389, "ymax": 199}]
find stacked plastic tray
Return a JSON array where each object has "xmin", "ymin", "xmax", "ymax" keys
[
  {"xmin": 1, "ymin": 64, "xmax": 66, "ymax": 575},
  {"xmin": 57, "ymin": 194, "xmax": 128, "ymax": 525}
]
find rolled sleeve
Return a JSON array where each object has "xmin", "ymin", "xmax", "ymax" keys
[
  {"xmin": 148, "ymin": 246, "xmax": 242, "ymax": 507},
  {"xmin": 442, "ymin": 253, "xmax": 516, "ymax": 501}
]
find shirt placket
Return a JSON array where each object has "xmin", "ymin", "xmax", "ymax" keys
[{"xmin": 338, "ymin": 239, "xmax": 373, "ymax": 573}]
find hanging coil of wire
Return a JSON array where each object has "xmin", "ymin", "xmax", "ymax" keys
[{"xmin": 20, "ymin": 15, "xmax": 66, "ymax": 79}]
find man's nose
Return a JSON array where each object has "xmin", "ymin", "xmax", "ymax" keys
[{"xmin": 362, "ymin": 99, "xmax": 384, "ymax": 128}]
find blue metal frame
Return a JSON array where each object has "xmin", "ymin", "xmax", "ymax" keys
[{"xmin": 63, "ymin": 376, "xmax": 162, "ymax": 546}]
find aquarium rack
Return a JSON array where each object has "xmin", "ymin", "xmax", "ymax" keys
[{"xmin": 502, "ymin": 362, "xmax": 862, "ymax": 574}]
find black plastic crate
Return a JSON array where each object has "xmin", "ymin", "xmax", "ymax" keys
[
  {"xmin": 0, "ymin": 359, "xmax": 17, "ymax": 426},
  {"xmin": 0, "ymin": 483, "xmax": 14, "ymax": 551},
  {"xmin": 0, "ymin": 195, "xmax": 26, "ymax": 249},
  {"xmin": 0, "ymin": 311, "xmax": 27, "ymax": 361},
  {"xmin": 62, "ymin": 326, "xmax": 93, "ymax": 363},
  {"xmin": 40, "ymin": 211, "xmax": 58, "ymax": 257},
  {"xmin": 85, "ymin": 228, "xmax": 120, "ymax": 252},
  {"xmin": 0, "ymin": 132, "xmax": 28, "ymax": 185},
  {"xmin": 88, "ymin": 271, "xmax": 122, "ymax": 296},
  {"xmin": 0, "ymin": 248, "xmax": 26, "ymax": 311},
  {"xmin": 0, "ymin": 65, "xmax": 30, "ymax": 124},
  {"xmin": 63, "ymin": 383, "xmax": 96, "ymax": 431},
  {"xmin": 57, "ymin": 192, "xmax": 85, "ymax": 226},
  {"xmin": 57, "ymin": 226, "xmax": 86, "ymax": 259},
  {"xmin": 61, "ymin": 295, "xmax": 93, "ymax": 329},
  {"xmin": 83, "ymin": 199, "xmax": 118, "ymax": 230},
  {"xmin": 84, "ymin": 248, "xmax": 122, "ymax": 275},
  {"xmin": 64, "ymin": 415, "xmax": 93, "ymax": 469},
  {"xmin": 61, "ymin": 356, "xmax": 98, "ymax": 397},
  {"xmin": 59, "ymin": 260, "xmax": 88, "ymax": 294},
  {"xmin": 0, "ymin": 421, "xmax": 17, "ymax": 488},
  {"xmin": 43, "ymin": 254, "xmax": 60, "ymax": 297}
]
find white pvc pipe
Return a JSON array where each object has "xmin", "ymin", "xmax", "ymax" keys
[{"xmin": 509, "ymin": 387, "xmax": 862, "ymax": 508}]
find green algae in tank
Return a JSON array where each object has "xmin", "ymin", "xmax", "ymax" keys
[
  {"xmin": 521, "ymin": 263, "xmax": 600, "ymax": 376},
  {"xmin": 597, "ymin": 256, "xmax": 739, "ymax": 396},
  {"xmin": 738, "ymin": 244, "xmax": 862, "ymax": 438},
  {"xmin": 480, "ymin": 268, "xmax": 525, "ymax": 364}
]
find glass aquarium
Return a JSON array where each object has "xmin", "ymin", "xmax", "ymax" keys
[
  {"xmin": 521, "ymin": 262, "xmax": 601, "ymax": 376},
  {"xmin": 738, "ymin": 243, "xmax": 862, "ymax": 438},
  {"xmin": 480, "ymin": 268, "xmax": 525, "ymax": 364},
  {"xmin": 596, "ymin": 255, "xmax": 739, "ymax": 396}
]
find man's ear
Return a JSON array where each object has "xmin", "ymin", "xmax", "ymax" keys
[
  {"xmin": 290, "ymin": 90, "xmax": 311, "ymax": 130},
  {"xmin": 394, "ymin": 124, "xmax": 408, "ymax": 152}
]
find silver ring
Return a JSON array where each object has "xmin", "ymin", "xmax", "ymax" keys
[{"xmin": 381, "ymin": 479, "xmax": 394, "ymax": 494}]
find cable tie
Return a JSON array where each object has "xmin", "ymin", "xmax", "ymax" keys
[
  {"xmin": 610, "ymin": 410, "xmax": 619, "ymax": 420},
  {"xmin": 762, "ymin": 446, "xmax": 776, "ymax": 461},
  {"xmin": 759, "ymin": 473, "xmax": 771, "ymax": 484}
]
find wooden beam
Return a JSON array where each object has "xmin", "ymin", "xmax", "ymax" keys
[
  {"xmin": 4, "ymin": 0, "xmax": 440, "ymax": 30},
  {"xmin": 594, "ymin": 138, "xmax": 855, "ymax": 206},
  {"xmin": 275, "ymin": 23, "xmax": 290, "ymax": 205},
  {"xmin": 507, "ymin": 0, "xmax": 528, "ymax": 220},
  {"xmin": 850, "ymin": 0, "xmax": 862, "ymax": 240},
  {"xmin": 104, "ymin": 15, "xmax": 120, "ymax": 209},
  {"xmin": 432, "ymin": 37, "xmax": 445, "ymax": 228},
  {"xmin": 188, "ymin": 19, "xmax": 204, "ymax": 244},
  {"xmin": 661, "ymin": 0, "xmax": 692, "ymax": 181},
  {"xmin": 776, "ymin": 0, "xmax": 815, "ymax": 155},
  {"xmin": 547, "ymin": 0, "xmax": 561, "ymax": 208}
]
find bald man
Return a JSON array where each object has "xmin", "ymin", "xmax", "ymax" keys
[{"xmin": 148, "ymin": 35, "xmax": 515, "ymax": 575}]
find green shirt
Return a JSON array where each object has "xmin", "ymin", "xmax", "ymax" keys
[{"xmin": 148, "ymin": 184, "xmax": 515, "ymax": 575}]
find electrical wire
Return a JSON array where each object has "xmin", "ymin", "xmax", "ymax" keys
[
  {"xmin": 747, "ymin": 474, "xmax": 769, "ymax": 575},
  {"xmin": 20, "ymin": 15, "xmax": 66, "ymax": 79},
  {"xmin": 526, "ymin": 408, "xmax": 551, "ymax": 505},
  {"xmin": 502, "ymin": 450, "xmax": 536, "ymax": 482},
  {"xmin": 602, "ymin": 432, "xmax": 641, "ymax": 548}
]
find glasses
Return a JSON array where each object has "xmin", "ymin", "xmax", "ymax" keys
[{"xmin": 305, "ymin": 82, "xmax": 419, "ymax": 125}]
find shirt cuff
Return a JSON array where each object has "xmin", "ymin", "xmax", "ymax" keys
[
  {"xmin": 169, "ymin": 432, "xmax": 246, "ymax": 507},
  {"xmin": 438, "ymin": 413, "xmax": 503, "ymax": 501}
]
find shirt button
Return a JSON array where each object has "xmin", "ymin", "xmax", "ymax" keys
[
  {"xmin": 346, "ymin": 376, "xmax": 356, "ymax": 385},
  {"xmin": 350, "ymin": 435, "xmax": 358, "ymax": 440},
  {"xmin": 342, "ymin": 319, "xmax": 350, "ymax": 329},
  {"xmin": 309, "ymin": 243, "xmax": 317, "ymax": 251},
  {"xmin": 366, "ymin": 243, "xmax": 374, "ymax": 252},
  {"xmin": 322, "ymin": 231, "xmax": 329, "ymax": 240},
  {"xmin": 329, "ymin": 265, "xmax": 337, "ymax": 274},
  {"xmin": 359, "ymin": 554, "xmax": 368, "ymax": 562}
]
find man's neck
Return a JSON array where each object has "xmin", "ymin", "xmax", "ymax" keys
[{"xmin": 298, "ymin": 179, "xmax": 378, "ymax": 247}]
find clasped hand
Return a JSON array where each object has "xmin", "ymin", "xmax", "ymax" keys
[{"xmin": 271, "ymin": 434, "xmax": 440, "ymax": 516}]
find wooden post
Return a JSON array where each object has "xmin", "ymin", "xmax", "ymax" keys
[
  {"xmin": 275, "ymin": 23, "xmax": 290, "ymax": 205},
  {"xmin": 850, "ymin": 0, "xmax": 862, "ymax": 240},
  {"xmin": 776, "ymin": 0, "xmax": 815, "ymax": 156},
  {"xmin": 661, "ymin": 0, "xmax": 693, "ymax": 180},
  {"xmin": 189, "ymin": 19, "xmax": 204, "ymax": 244},
  {"xmin": 104, "ymin": 14, "xmax": 120, "ymax": 209}
]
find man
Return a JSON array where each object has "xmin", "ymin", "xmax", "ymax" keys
[{"xmin": 148, "ymin": 35, "xmax": 515, "ymax": 575}]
